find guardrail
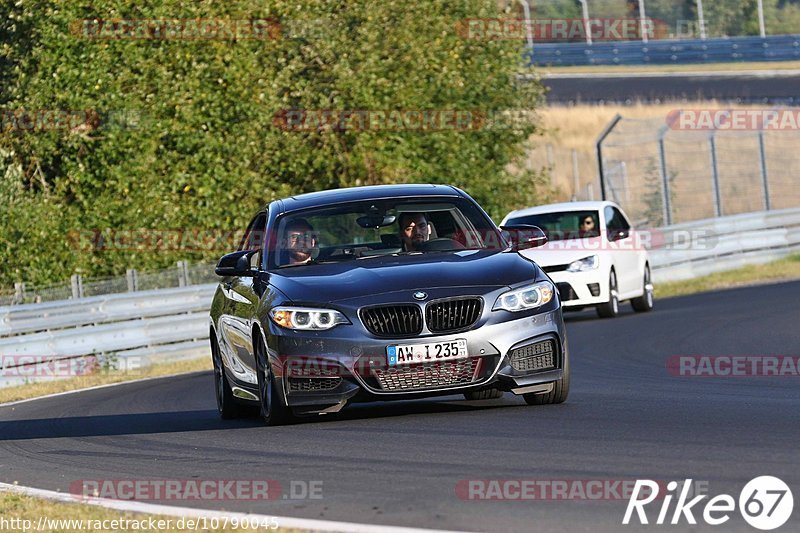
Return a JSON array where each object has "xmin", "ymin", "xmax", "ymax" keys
[
  {"xmin": 1, "ymin": 208, "xmax": 798, "ymax": 387},
  {"xmin": 530, "ymin": 35, "xmax": 800, "ymax": 66},
  {"xmin": 0, "ymin": 285, "xmax": 215, "ymax": 388},
  {"xmin": 649, "ymin": 208, "xmax": 800, "ymax": 283}
]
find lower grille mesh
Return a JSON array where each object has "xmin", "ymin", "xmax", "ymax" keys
[
  {"xmin": 288, "ymin": 377, "xmax": 342, "ymax": 392},
  {"xmin": 373, "ymin": 358, "xmax": 479, "ymax": 391},
  {"xmin": 509, "ymin": 340, "xmax": 556, "ymax": 372}
]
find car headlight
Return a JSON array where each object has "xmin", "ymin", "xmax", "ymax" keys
[
  {"xmin": 269, "ymin": 307, "xmax": 350, "ymax": 331},
  {"xmin": 493, "ymin": 281, "xmax": 554, "ymax": 312},
  {"xmin": 566, "ymin": 255, "xmax": 599, "ymax": 272}
]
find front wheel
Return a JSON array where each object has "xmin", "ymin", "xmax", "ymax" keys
[
  {"xmin": 254, "ymin": 335, "xmax": 294, "ymax": 426},
  {"xmin": 631, "ymin": 265, "xmax": 654, "ymax": 313},
  {"xmin": 212, "ymin": 335, "xmax": 248, "ymax": 419},
  {"xmin": 596, "ymin": 269, "xmax": 620, "ymax": 318}
]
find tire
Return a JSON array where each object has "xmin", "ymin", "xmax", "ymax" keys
[
  {"xmin": 631, "ymin": 264, "xmax": 654, "ymax": 313},
  {"xmin": 254, "ymin": 334, "xmax": 294, "ymax": 426},
  {"xmin": 524, "ymin": 349, "xmax": 570, "ymax": 405},
  {"xmin": 463, "ymin": 388, "xmax": 504, "ymax": 401},
  {"xmin": 596, "ymin": 269, "xmax": 620, "ymax": 319},
  {"xmin": 211, "ymin": 334, "xmax": 249, "ymax": 419}
]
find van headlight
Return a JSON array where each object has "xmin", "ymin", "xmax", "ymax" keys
[
  {"xmin": 270, "ymin": 307, "xmax": 350, "ymax": 330},
  {"xmin": 493, "ymin": 281, "xmax": 554, "ymax": 312},
  {"xmin": 567, "ymin": 255, "xmax": 599, "ymax": 272}
]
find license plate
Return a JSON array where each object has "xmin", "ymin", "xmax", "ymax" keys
[{"xmin": 387, "ymin": 339, "xmax": 468, "ymax": 366}]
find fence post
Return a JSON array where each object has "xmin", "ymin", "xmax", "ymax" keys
[
  {"xmin": 658, "ymin": 133, "xmax": 673, "ymax": 226},
  {"xmin": 758, "ymin": 131, "xmax": 771, "ymax": 211},
  {"xmin": 546, "ymin": 144, "xmax": 556, "ymax": 187},
  {"xmin": 595, "ymin": 114, "xmax": 622, "ymax": 201},
  {"xmin": 71, "ymin": 275, "xmax": 83, "ymax": 299},
  {"xmin": 177, "ymin": 261, "xmax": 188, "ymax": 287},
  {"xmin": 709, "ymin": 133, "xmax": 722, "ymax": 217},
  {"xmin": 14, "ymin": 282, "xmax": 24, "ymax": 305},
  {"xmin": 126, "ymin": 269, "xmax": 138, "ymax": 292},
  {"xmin": 571, "ymin": 149, "xmax": 580, "ymax": 200}
]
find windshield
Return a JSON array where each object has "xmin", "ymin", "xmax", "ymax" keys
[
  {"xmin": 270, "ymin": 198, "xmax": 502, "ymax": 268},
  {"xmin": 506, "ymin": 211, "xmax": 600, "ymax": 242}
]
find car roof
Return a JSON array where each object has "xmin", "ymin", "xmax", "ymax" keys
[
  {"xmin": 504, "ymin": 200, "xmax": 620, "ymax": 221},
  {"xmin": 272, "ymin": 184, "xmax": 462, "ymax": 213}
]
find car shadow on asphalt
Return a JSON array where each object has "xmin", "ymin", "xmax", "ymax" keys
[
  {"xmin": 0, "ymin": 397, "xmax": 536, "ymax": 439},
  {"xmin": 0, "ymin": 410, "xmax": 262, "ymax": 441}
]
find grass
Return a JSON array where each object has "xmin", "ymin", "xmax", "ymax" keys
[
  {"xmin": 0, "ymin": 491, "xmax": 294, "ymax": 532},
  {"xmin": 539, "ymin": 60, "xmax": 800, "ymax": 75},
  {"xmin": 656, "ymin": 254, "xmax": 800, "ymax": 298},
  {"xmin": 0, "ymin": 356, "xmax": 211, "ymax": 405}
]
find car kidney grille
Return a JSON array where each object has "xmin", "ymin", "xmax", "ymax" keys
[
  {"xmin": 361, "ymin": 305, "xmax": 423, "ymax": 337},
  {"xmin": 426, "ymin": 297, "xmax": 482, "ymax": 333},
  {"xmin": 510, "ymin": 339, "xmax": 556, "ymax": 372},
  {"xmin": 373, "ymin": 358, "xmax": 479, "ymax": 391}
]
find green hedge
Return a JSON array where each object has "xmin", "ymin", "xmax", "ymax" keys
[{"xmin": 0, "ymin": 1, "xmax": 549, "ymax": 287}]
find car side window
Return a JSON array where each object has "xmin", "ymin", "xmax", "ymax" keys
[
  {"xmin": 247, "ymin": 214, "xmax": 267, "ymax": 252},
  {"xmin": 605, "ymin": 207, "xmax": 629, "ymax": 231},
  {"xmin": 239, "ymin": 213, "xmax": 267, "ymax": 252},
  {"xmin": 605, "ymin": 207, "xmax": 630, "ymax": 240}
]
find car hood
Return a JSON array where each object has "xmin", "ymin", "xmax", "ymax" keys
[
  {"xmin": 268, "ymin": 250, "xmax": 541, "ymax": 304},
  {"xmin": 519, "ymin": 238, "xmax": 605, "ymax": 267}
]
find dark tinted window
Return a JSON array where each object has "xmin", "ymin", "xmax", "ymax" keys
[
  {"xmin": 605, "ymin": 207, "xmax": 630, "ymax": 231},
  {"xmin": 239, "ymin": 213, "xmax": 267, "ymax": 252},
  {"xmin": 506, "ymin": 210, "xmax": 600, "ymax": 241},
  {"xmin": 270, "ymin": 198, "xmax": 500, "ymax": 268}
]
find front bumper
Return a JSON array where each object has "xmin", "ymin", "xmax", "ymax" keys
[
  {"xmin": 267, "ymin": 309, "xmax": 568, "ymax": 414},
  {"xmin": 547, "ymin": 270, "xmax": 608, "ymax": 308}
]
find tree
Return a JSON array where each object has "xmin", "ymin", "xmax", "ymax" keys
[{"xmin": 0, "ymin": 0, "xmax": 547, "ymax": 286}]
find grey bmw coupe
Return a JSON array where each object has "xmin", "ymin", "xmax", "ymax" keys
[{"xmin": 210, "ymin": 184, "xmax": 569, "ymax": 425}]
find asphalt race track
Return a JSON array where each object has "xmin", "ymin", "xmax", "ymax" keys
[
  {"xmin": 542, "ymin": 71, "xmax": 800, "ymax": 104},
  {"xmin": 2, "ymin": 281, "xmax": 799, "ymax": 532}
]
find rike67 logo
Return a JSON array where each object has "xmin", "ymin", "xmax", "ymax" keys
[{"xmin": 624, "ymin": 477, "xmax": 793, "ymax": 530}]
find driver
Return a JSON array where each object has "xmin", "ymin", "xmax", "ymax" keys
[
  {"xmin": 398, "ymin": 212, "xmax": 432, "ymax": 252},
  {"xmin": 283, "ymin": 218, "xmax": 317, "ymax": 265},
  {"xmin": 579, "ymin": 214, "xmax": 599, "ymax": 238}
]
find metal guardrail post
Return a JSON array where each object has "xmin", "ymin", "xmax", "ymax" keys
[
  {"xmin": 70, "ymin": 275, "xmax": 83, "ymax": 299},
  {"xmin": 595, "ymin": 114, "xmax": 623, "ymax": 201},
  {"xmin": 709, "ymin": 133, "xmax": 722, "ymax": 217},
  {"xmin": 126, "ymin": 269, "xmax": 138, "ymax": 292},
  {"xmin": 658, "ymin": 131, "xmax": 673, "ymax": 226},
  {"xmin": 758, "ymin": 131, "xmax": 771, "ymax": 211}
]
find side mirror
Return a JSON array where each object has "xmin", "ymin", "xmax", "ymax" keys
[
  {"xmin": 500, "ymin": 225, "xmax": 548, "ymax": 251},
  {"xmin": 609, "ymin": 229, "xmax": 630, "ymax": 242},
  {"xmin": 215, "ymin": 250, "xmax": 258, "ymax": 277}
]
